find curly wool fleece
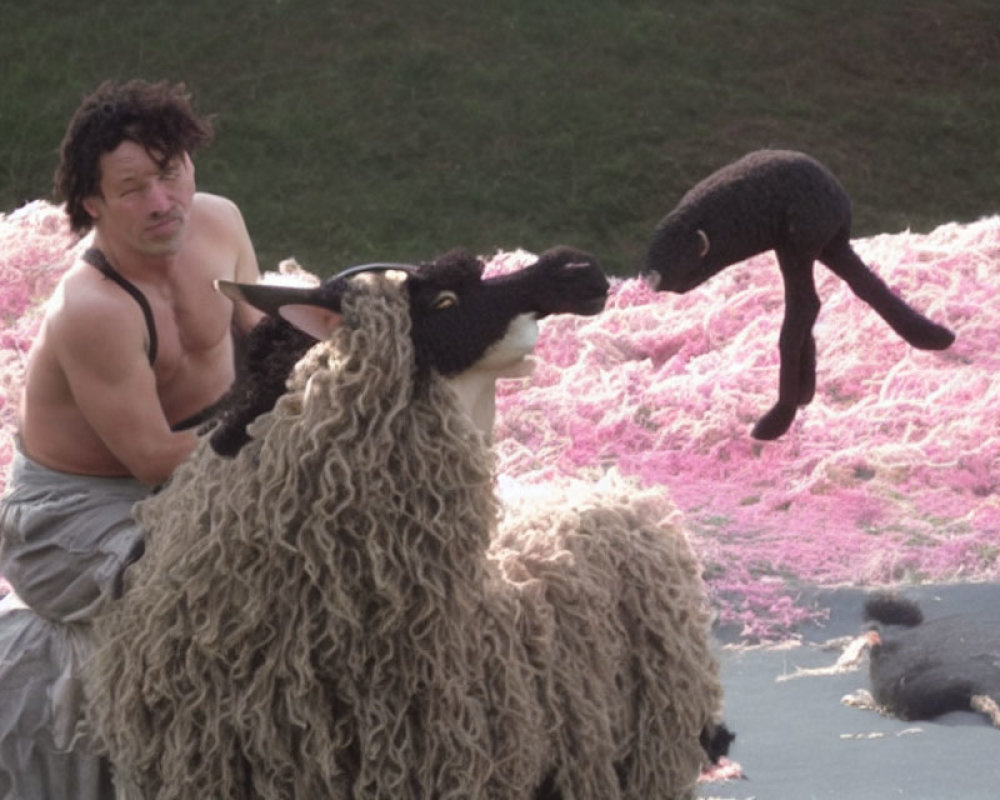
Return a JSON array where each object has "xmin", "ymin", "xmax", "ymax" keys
[{"xmin": 86, "ymin": 271, "xmax": 721, "ymax": 799}]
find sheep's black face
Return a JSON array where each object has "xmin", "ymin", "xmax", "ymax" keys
[{"xmin": 408, "ymin": 247, "xmax": 608, "ymax": 377}]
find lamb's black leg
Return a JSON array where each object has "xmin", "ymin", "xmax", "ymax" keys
[
  {"xmin": 798, "ymin": 331, "xmax": 817, "ymax": 406},
  {"xmin": 819, "ymin": 232, "xmax": 955, "ymax": 350},
  {"xmin": 752, "ymin": 250, "xmax": 820, "ymax": 440}
]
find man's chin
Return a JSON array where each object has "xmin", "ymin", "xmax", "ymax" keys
[
  {"xmin": 142, "ymin": 229, "xmax": 186, "ymax": 256},
  {"xmin": 143, "ymin": 243, "xmax": 182, "ymax": 259}
]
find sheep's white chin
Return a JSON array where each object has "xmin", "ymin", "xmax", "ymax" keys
[
  {"xmin": 447, "ymin": 314, "xmax": 539, "ymax": 436},
  {"xmin": 477, "ymin": 315, "xmax": 539, "ymax": 372}
]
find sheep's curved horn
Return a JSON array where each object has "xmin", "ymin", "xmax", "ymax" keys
[
  {"xmin": 332, "ymin": 262, "xmax": 419, "ymax": 280},
  {"xmin": 214, "ymin": 263, "xmax": 421, "ymax": 316},
  {"xmin": 696, "ymin": 229, "xmax": 711, "ymax": 258},
  {"xmin": 214, "ymin": 279, "xmax": 337, "ymax": 315}
]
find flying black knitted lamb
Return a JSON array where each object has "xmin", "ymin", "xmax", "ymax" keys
[{"xmin": 643, "ymin": 149, "xmax": 955, "ymax": 440}]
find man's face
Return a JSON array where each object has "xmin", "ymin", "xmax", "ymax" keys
[{"xmin": 83, "ymin": 140, "xmax": 196, "ymax": 257}]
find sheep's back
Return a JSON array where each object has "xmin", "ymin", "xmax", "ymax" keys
[{"xmin": 492, "ymin": 475, "xmax": 722, "ymax": 798}]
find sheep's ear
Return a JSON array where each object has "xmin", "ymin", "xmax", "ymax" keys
[
  {"xmin": 276, "ymin": 304, "xmax": 343, "ymax": 340},
  {"xmin": 215, "ymin": 279, "xmax": 343, "ymax": 339}
]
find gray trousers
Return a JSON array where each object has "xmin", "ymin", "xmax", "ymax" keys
[{"xmin": 0, "ymin": 442, "xmax": 147, "ymax": 800}]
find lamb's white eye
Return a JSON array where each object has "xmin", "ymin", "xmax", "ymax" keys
[{"xmin": 432, "ymin": 291, "xmax": 458, "ymax": 310}]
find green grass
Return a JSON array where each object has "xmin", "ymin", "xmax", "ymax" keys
[{"xmin": 2, "ymin": 0, "xmax": 998, "ymax": 276}]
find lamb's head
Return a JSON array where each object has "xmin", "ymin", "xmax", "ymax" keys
[
  {"xmin": 642, "ymin": 210, "xmax": 717, "ymax": 294},
  {"xmin": 212, "ymin": 246, "xmax": 607, "ymax": 452}
]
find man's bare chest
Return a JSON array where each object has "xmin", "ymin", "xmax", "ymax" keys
[{"xmin": 149, "ymin": 286, "xmax": 233, "ymax": 370}]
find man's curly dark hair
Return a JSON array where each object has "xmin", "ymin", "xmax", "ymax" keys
[{"xmin": 54, "ymin": 79, "xmax": 214, "ymax": 236}]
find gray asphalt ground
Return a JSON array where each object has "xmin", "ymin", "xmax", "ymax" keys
[{"xmin": 700, "ymin": 583, "xmax": 1000, "ymax": 800}]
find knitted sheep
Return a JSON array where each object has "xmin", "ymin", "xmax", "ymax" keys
[
  {"xmin": 862, "ymin": 593, "xmax": 1000, "ymax": 727},
  {"xmin": 643, "ymin": 149, "xmax": 956, "ymax": 439},
  {"xmin": 86, "ymin": 248, "xmax": 727, "ymax": 799}
]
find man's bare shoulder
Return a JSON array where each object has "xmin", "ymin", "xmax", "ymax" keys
[
  {"xmin": 192, "ymin": 191, "xmax": 245, "ymax": 230},
  {"xmin": 55, "ymin": 262, "xmax": 138, "ymax": 319},
  {"xmin": 48, "ymin": 267, "xmax": 149, "ymax": 367},
  {"xmin": 188, "ymin": 191, "xmax": 260, "ymax": 295}
]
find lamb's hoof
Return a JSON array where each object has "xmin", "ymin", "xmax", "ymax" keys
[
  {"xmin": 751, "ymin": 404, "xmax": 797, "ymax": 440},
  {"xmin": 910, "ymin": 322, "xmax": 956, "ymax": 351}
]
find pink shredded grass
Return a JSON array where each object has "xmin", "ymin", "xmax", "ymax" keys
[
  {"xmin": 0, "ymin": 201, "xmax": 85, "ymax": 600},
  {"xmin": 0, "ymin": 201, "xmax": 86, "ymax": 496},
  {"xmin": 2, "ymin": 201, "xmax": 997, "ymax": 640}
]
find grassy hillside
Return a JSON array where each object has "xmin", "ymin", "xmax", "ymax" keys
[{"xmin": 2, "ymin": 0, "xmax": 997, "ymax": 276}]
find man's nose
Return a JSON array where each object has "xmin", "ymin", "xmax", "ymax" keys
[{"xmin": 148, "ymin": 181, "xmax": 174, "ymax": 214}]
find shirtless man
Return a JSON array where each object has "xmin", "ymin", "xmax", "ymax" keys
[
  {"xmin": 20, "ymin": 82, "xmax": 261, "ymax": 485},
  {"xmin": 0, "ymin": 79, "xmax": 262, "ymax": 799}
]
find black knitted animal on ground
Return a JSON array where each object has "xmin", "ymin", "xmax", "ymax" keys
[
  {"xmin": 643, "ymin": 149, "xmax": 956, "ymax": 440},
  {"xmin": 863, "ymin": 592, "xmax": 1000, "ymax": 726}
]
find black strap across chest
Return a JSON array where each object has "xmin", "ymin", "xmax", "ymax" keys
[{"xmin": 82, "ymin": 247, "xmax": 158, "ymax": 366}]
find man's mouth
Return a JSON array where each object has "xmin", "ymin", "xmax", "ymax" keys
[{"xmin": 147, "ymin": 215, "xmax": 183, "ymax": 235}]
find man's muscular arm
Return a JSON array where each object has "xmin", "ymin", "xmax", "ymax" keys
[{"xmin": 53, "ymin": 291, "xmax": 196, "ymax": 486}]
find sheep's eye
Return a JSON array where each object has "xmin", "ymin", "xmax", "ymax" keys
[{"xmin": 431, "ymin": 291, "xmax": 458, "ymax": 310}]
